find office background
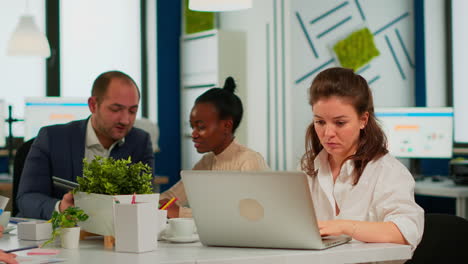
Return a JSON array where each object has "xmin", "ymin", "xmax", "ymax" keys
[{"xmin": 0, "ymin": 0, "xmax": 456, "ymax": 203}]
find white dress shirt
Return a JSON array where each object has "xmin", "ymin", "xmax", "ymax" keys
[
  {"xmin": 84, "ymin": 118, "xmax": 124, "ymax": 162},
  {"xmin": 309, "ymin": 149, "xmax": 424, "ymax": 250}
]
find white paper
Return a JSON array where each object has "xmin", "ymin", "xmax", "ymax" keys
[{"xmin": 0, "ymin": 195, "xmax": 10, "ymax": 211}]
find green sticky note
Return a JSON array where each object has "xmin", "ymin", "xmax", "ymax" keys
[{"xmin": 333, "ymin": 28, "xmax": 380, "ymax": 71}]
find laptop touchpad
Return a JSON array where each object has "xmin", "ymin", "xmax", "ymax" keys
[{"xmin": 239, "ymin": 199, "xmax": 264, "ymax": 221}]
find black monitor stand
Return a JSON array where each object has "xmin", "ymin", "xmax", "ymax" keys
[
  {"xmin": 410, "ymin": 159, "xmax": 425, "ymax": 181},
  {"xmin": 5, "ymin": 105, "xmax": 23, "ymax": 174}
]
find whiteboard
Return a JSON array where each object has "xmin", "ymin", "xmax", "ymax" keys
[{"xmin": 24, "ymin": 97, "xmax": 90, "ymax": 141}]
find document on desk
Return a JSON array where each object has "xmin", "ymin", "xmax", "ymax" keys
[
  {"xmin": 16, "ymin": 256, "xmax": 66, "ymax": 263},
  {"xmin": 0, "ymin": 195, "xmax": 9, "ymax": 210}
]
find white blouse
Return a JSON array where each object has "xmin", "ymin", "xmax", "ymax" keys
[{"xmin": 308, "ymin": 150, "xmax": 424, "ymax": 250}]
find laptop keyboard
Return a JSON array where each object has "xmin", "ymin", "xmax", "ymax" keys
[{"xmin": 323, "ymin": 239, "xmax": 342, "ymax": 246}]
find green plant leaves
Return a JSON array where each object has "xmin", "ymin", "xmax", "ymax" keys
[
  {"xmin": 42, "ymin": 206, "xmax": 89, "ymax": 247},
  {"xmin": 77, "ymin": 156, "xmax": 153, "ymax": 195}
]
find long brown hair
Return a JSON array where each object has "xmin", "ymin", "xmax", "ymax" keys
[{"xmin": 300, "ymin": 67, "xmax": 388, "ymax": 184}]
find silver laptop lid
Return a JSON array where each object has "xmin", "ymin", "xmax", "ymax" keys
[{"xmin": 181, "ymin": 170, "xmax": 350, "ymax": 249}]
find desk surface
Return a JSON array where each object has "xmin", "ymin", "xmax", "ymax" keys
[
  {"xmin": 0, "ymin": 231, "xmax": 411, "ymax": 264},
  {"xmin": 415, "ymin": 177, "xmax": 468, "ymax": 198}
]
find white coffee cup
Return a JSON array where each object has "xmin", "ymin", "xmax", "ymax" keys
[
  {"xmin": 157, "ymin": 210, "xmax": 168, "ymax": 240},
  {"xmin": 165, "ymin": 218, "xmax": 196, "ymax": 238},
  {"xmin": 0, "ymin": 211, "xmax": 11, "ymax": 228}
]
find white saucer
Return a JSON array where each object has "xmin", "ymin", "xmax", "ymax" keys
[
  {"xmin": 3, "ymin": 226, "xmax": 15, "ymax": 234},
  {"xmin": 162, "ymin": 234, "xmax": 199, "ymax": 243}
]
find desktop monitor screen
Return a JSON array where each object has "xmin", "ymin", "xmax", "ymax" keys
[
  {"xmin": 375, "ymin": 107, "xmax": 453, "ymax": 158},
  {"xmin": 24, "ymin": 97, "xmax": 90, "ymax": 141}
]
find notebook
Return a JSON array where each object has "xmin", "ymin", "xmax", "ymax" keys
[{"xmin": 181, "ymin": 170, "xmax": 351, "ymax": 249}]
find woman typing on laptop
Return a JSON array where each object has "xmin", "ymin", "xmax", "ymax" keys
[
  {"xmin": 301, "ymin": 67, "xmax": 424, "ymax": 251},
  {"xmin": 160, "ymin": 77, "xmax": 269, "ymax": 217}
]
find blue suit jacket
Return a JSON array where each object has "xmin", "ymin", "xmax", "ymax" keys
[{"xmin": 17, "ymin": 119, "xmax": 154, "ymax": 219}]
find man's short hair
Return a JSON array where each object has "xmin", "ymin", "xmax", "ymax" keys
[{"xmin": 91, "ymin": 71, "xmax": 140, "ymax": 103}]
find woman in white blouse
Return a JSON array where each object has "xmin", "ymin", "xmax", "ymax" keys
[
  {"xmin": 301, "ymin": 67, "xmax": 424, "ymax": 250},
  {"xmin": 160, "ymin": 77, "xmax": 268, "ymax": 217}
]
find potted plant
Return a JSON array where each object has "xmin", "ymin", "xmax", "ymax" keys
[
  {"xmin": 43, "ymin": 206, "xmax": 89, "ymax": 249},
  {"xmin": 73, "ymin": 156, "xmax": 159, "ymax": 238}
]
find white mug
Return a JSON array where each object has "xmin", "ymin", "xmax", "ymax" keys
[
  {"xmin": 165, "ymin": 218, "xmax": 196, "ymax": 238},
  {"xmin": 157, "ymin": 210, "xmax": 168, "ymax": 239}
]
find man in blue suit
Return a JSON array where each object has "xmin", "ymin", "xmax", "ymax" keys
[{"xmin": 17, "ymin": 71, "xmax": 154, "ymax": 219}]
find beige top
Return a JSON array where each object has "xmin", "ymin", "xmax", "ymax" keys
[{"xmin": 160, "ymin": 140, "xmax": 269, "ymax": 205}]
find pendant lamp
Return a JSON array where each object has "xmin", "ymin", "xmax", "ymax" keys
[
  {"xmin": 7, "ymin": 15, "xmax": 51, "ymax": 58},
  {"xmin": 189, "ymin": 0, "xmax": 252, "ymax": 12}
]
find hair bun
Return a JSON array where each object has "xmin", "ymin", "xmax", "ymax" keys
[{"xmin": 223, "ymin": 76, "xmax": 236, "ymax": 93}]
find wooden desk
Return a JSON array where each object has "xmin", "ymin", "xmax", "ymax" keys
[
  {"xmin": 415, "ymin": 177, "xmax": 468, "ymax": 218},
  {"xmin": 0, "ymin": 231, "xmax": 411, "ymax": 264}
]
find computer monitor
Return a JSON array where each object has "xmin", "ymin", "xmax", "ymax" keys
[
  {"xmin": 24, "ymin": 97, "xmax": 90, "ymax": 141},
  {"xmin": 0, "ymin": 100, "xmax": 5, "ymax": 147},
  {"xmin": 375, "ymin": 107, "xmax": 453, "ymax": 158}
]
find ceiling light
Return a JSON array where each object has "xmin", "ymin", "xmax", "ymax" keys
[
  {"xmin": 189, "ymin": 0, "xmax": 252, "ymax": 12},
  {"xmin": 7, "ymin": 15, "xmax": 51, "ymax": 58}
]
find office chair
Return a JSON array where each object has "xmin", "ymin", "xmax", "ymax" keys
[
  {"xmin": 405, "ymin": 213, "xmax": 468, "ymax": 264},
  {"xmin": 133, "ymin": 118, "xmax": 169, "ymax": 192},
  {"xmin": 12, "ymin": 138, "xmax": 35, "ymax": 216},
  {"xmin": 134, "ymin": 118, "xmax": 160, "ymax": 153}
]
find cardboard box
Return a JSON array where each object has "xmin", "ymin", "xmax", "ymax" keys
[{"xmin": 18, "ymin": 221, "xmax": 52, "ymax": 241}]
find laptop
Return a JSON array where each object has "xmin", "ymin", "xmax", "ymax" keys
[{"xmin": 181, "ymin": 170, "xmax": 351, "ymax": 249}]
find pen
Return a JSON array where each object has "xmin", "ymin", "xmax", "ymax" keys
[
  {"xmin": 9, "ymin": 217, "xmax": 30, "ymax": 224},
  {"xmin": 160, "ymin": 197, "xmax": 178, "ymax": 210},
  {"xmin": 4, "ymin": 245, "xmax": 39, "ymax": 253}
]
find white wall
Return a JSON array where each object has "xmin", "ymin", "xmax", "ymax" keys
[
  {"xmin": 424, "ymin": 0, "xmax": 447, "ymax": 107},
  {"xmin": 219, "ymin": 0, "xmax": 277, "ymax": 168},
  {"xmin": 60, "ymin": 0, "xmax": 141, "ymax": 102}
]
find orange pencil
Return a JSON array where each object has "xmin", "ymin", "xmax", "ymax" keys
[{"xmin": 160, "ymin": 197, "xmax": 177, "ymax": 210}]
